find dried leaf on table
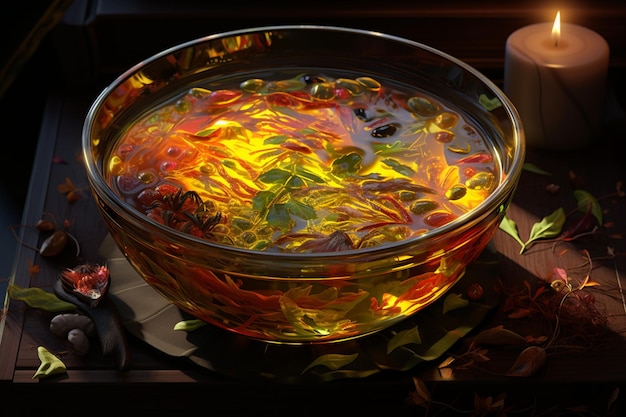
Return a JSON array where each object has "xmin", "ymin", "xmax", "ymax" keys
[
  {"xmin": 442, "ymin": 292, "xmax": 469, "ymax": 314},
  {"xmin": 8, "ymin": 284, "xmax": 77, "ymax": 312},
  {"xmin": 33, "ymin": 346, "xmax": 67, "ymax": 379},
  {"xmin": 506, "ymin": 346, "xmax": 546, "ymax": 377},
  {"xmin": 471, "ymin": 325, "xmax": 526, "ymax": 346},
  {"xmin": 409, "ymin": 377, "xmax": 431, "ymax": 407},
  {"xmin": 386, "ymin": 325, "xmax": 422, "ymax": 354}
]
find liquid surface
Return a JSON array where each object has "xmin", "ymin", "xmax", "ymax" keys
[{"xmin": 107, "ymin": 72, "xmax": 497, "ymax": 252}]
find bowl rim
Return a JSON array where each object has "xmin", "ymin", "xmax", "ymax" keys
[{"xmin": 82, "ymin": 24, "xmax": 526, "ymax": 259}]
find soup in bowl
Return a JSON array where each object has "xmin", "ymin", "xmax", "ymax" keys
[{"xmin": 83, "ymin": 26, "xmax": 524, "ymax": 344}]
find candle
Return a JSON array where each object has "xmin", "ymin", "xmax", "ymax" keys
[{"xmin": 504, "ymin": 11, "xmax": 610, "ymax": 150}]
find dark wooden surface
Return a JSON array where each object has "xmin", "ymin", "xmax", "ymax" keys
[
  {"xmin": 2, "ymin": 2, "xmax": 626, "ymax": 415},
  {"xmin": 1, "ymin": 79, "xmax": 626, "ymax": 414}
]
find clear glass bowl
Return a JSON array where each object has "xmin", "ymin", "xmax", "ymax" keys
[{"xmin": 83, "ymin": 26, "xmax": 525, "ymax": 344}]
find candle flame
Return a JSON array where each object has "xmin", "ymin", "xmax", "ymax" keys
[{"xmin": 551, "ymin": 11, "xmax": 561, "ymax": 47}]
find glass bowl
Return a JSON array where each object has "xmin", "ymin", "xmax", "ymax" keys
[{"xmin": 82, "ymin": 26, "xmax": 525, "ymax": 344}]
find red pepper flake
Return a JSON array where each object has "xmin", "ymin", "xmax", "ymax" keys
[
  {"xmin": 424, "ymin": 211, "xmax": 457, "ymax": 228},
  {"xmin": 457, "ymin": 152, "xmax": 493, "ymax": 164}
]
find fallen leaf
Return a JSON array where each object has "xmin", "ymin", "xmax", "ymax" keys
[
  {"xmin": 173, "ymin": 319, "xmax": 207, "ymax": 331},
  {"xmin": 506, "ymin": 346, "xmax": 546, "ymax": 377},
  {"xmin": 442, "ymin": 293, "xmax": 469, "ymax": 314},
  {"xmin": 27, "ymin": 259, "xmax": 40, "ymax": 276},
  {"xmin": 410, "ymin": 377, "xmax": 431, "ymax": 407},
  {"xmin": 472, "ymin": 325, "xmax": 526, "ymax": 346},
  {"xmin": 8, "ymin": 284, "xmax": 77, "ymax": 312},
  {"xmin": 301, "ymin": 353, "xmax": 359, "ymax": 374},
  {"xmin": 57, "ymin": 177, "xmax": 77, "ymax": 194},
  {"xmin": 386, "ymin": 326, "xmax": 422, "ymax": 354},
  {"xmin": 33, "ymin": 346, "xmax": 67, "ymax": 379}
]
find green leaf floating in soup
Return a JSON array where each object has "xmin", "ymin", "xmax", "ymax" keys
[{"xmin": 106, "ymin": 72, "xmax": 497, "ymax": 253}]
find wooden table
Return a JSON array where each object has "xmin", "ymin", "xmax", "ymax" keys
[{"xmin": 2, "ymin": 83, "xmax": 626, "ymax": 415}]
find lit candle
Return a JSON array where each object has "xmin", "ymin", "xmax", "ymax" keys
[{"xmin": 504, "ymin": 11, "xmax": 610, "ymax": 150}]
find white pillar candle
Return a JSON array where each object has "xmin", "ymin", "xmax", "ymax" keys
[{"xmin": 504, "ymin": 14, "xmax": 609, "ymax": 150}]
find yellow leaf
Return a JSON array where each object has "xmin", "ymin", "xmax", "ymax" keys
[
  {"xmin": 8, "ymin": 284, "xmax": 77, "ymax": 312},
  {"xmin": 173, "ymin": 319, "xmax": 207, "ymax": 331},
  {"xmin": 33, "ymin": 346, "xmax": 67, "ymax": 379}
]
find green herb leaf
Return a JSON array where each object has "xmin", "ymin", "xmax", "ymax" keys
[
  {"xmin": 499, "ymin": 215, "xmax": 525, "ymax": 248},
  {"xmin": 402, "ymin": 120, "xmax": 428, "ymax": 135},
  {"xmin": 523, "ymin": 163, "xmax": 551, "ymax": 176},
  {"xmin": 196, "ymin": 127, "xmax": 221, "ymax": 137},
  {"xmin": 387, "ymin": 326, "xmax": 422, "ymax": 354},
  {"xmin": 442, "ymin": 293, "xmax": 469, "ymax": 314},
  {"xmin": 573, "ymin": 189, "xmax": 603, "ymax": 225},
  {"xmin": 272, "ymin": 105, "xmax": 303, "ymax": 119},
  {"xmin": 331, "ymin": 152, "xmax": 362, "ymax": 178},
  {"xmin": 285, "ymin": 199, "xmax": 317, "ymax": 220},
  {"xmin": 286, "ymin": 175, "xmax": 305, "ymax": 189},
  {"xmin": 263, "ymin": 134, "xmax": 288, "ymax": 145},
  {"xmin": 371, "ymin": 140, "xmax": 408, "ymax": 156},
  {"xmin": 252, "ymin": 190, "xmax": 275, "ymax": 212},
  {"xmin": 382, "ymin": 158, "xmax": 415, "ymax": 177},
  {"xmin": 8, "ymin": 284, "xmax": 77, "ymax": 312},
  {"xmin": 173, "ymin": 319, "xmax": 207, "ymax": 332},
  {"xmin": 266, "ymin": 203, "xmax": 292, "ymax": 230},
  {"xmin": 33, "ymin": 346, "xmax": 67, "ymax": 379},
  {"xmin": 478, "ymin": 94, "xmax": 502, "ymax": 111},
  {"xmin": 301, "ymin": 353, "xmax": 359, "ymax": 374},
  {"xmin": 295, "ymin": 165, "xmax": 325, "ymax": 183},
  {"xmin": 258, "ymin": 168, "xmax": 291, "ymax": 184},
  {"xmin": 523, "ymin": 207, "xmax": 566, "ymax": 253}
]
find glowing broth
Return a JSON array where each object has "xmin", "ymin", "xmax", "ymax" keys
[{"xmin": 106, "ymin": 72, "xmax": 498, "ymax": 253}]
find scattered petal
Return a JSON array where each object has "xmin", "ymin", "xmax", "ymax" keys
[
  {"xmin": 545, "ymin": 183, "xmax": 560, "ymax": 194},
  {"xmin": 52, "ymin": 155, "xmax": 68, "ymax": 164},
  {"xmin": 438, "ymin": 356, "xmax": 455, "ymax": 368},
  {"xmin": 60, "ymin": 263, "xmax": 110, "ymax": 308},
  {"xmin": 437, "ymin": 367, "xmax": 454, "ymax": 379},
  {"xmin": 466, "ymin": 283, "xmax": 484, "ymax": 301},
  {"xmin": 27, "ymin": 259, "xmax": 40, "ymax": 276},
  {"xmin": 57, "ymin": 177, "xmax": 77, "ymax": 194}
]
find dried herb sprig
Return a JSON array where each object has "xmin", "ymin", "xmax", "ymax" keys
[{"xmin": 147, "ymin": 187, "xmax": 222, "ymax": 238}]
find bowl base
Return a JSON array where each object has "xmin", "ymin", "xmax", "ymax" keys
[{"xmin": 100, "ymin": 234, "xmax": 500, "ymax": 382}]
